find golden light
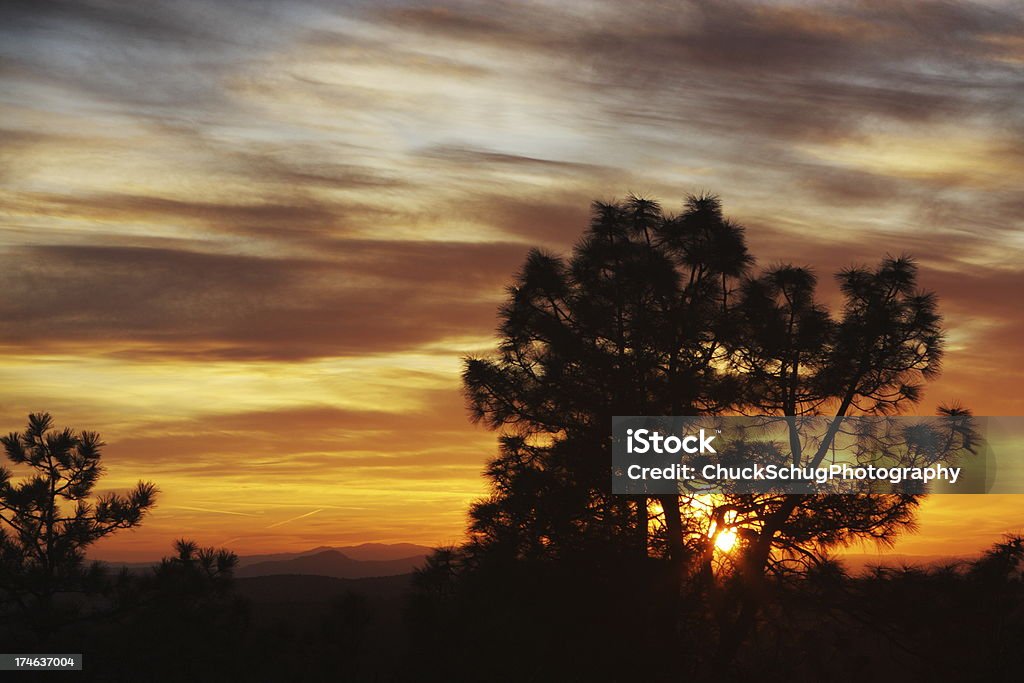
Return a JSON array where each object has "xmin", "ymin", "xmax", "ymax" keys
[
  {"xmin": 714, "ymin": 527, "xmax": 738, "ymax": 552},
  {"xmin": 707, "ymin": 507, "xmax": 740, "ymax": 553}
]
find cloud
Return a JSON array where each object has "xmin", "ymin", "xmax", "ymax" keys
[
  {"xmin": 96, "ymin": 396, "xmax": 494, "ymax": 501},
  {"xmin": 0, "ymin": 241, "xmax": 527, "ymax": 359},
  {"xmin": 369, "ymin": 1, "xmax": 1024, "ymax": 145}
]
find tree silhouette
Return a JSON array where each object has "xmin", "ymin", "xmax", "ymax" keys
[
  {"xmin": 0, "ymin": 412, "xmax": 157, "ymax": 637},
  {"xmin": 696, "ymin": 255, "xmax": 978, "ymax": 659},
  {"xmin": 463, "ymin": 194, "xmax": 750, "ymax": 568},
  {"xmin": 76, "ymin": 539, "xmax": 250, "ymax": 681},
  {"xmin": 151, "ymin": 538, "xmax": 238, "ymax": 597},
  {"xmin": 458, "ymin": 193, "xmax": 977, "ymax": 665}
]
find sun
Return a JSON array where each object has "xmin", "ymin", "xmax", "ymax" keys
[
  {"xmin": 707, "ymin": 511, "xmax": 739, "ymax": 552},
  {"xmin": 714, "ymin": 527, "xmax": 738, "ymax": 552}
]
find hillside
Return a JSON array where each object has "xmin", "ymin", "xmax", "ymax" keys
[{"xmin": 236, "ymin": 549, "xmax": 426, "ymax": 579}]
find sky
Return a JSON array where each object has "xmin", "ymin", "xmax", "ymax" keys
[{"xmin": 0, "ymin": 0, "xmax": 1022, "ymax": 561}]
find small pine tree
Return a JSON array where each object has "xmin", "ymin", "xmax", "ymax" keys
[{"xmin": 0, "ymin": 412, "xmax": 157, "ymax": 636}]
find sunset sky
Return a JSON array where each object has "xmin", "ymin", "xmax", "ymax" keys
[{"xmin": 1, "ymin": 0, "xmax": 1022, "ymax": 561}]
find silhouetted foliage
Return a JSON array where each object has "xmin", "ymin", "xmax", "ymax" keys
[
  {"xmin": 0, "ymin": 412, "xmax": 157, "ymax": 638},
  {"xmin": 463, "ymin": 194, "xmax": 752, "ymax": 568},
  {"xmin": 100, "ymin": 540, "xmax": 250, "ymax": 681},
  {"xmin": 435, "ymin": 193, "xmax": 983, "ymax": 677},
  {"xmin": 152, "ymin": 538, "xmax": 239, "ymax": 597}
]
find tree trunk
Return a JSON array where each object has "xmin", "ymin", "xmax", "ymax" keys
[
  {"xmin": 659, "ymin": 494, "xmax": 685, "ymax": 566},
  {"xmin": 636, "ymin": 496, "xmax": 648, "ymax": 558},
  {"xmin": 714, "ymin": 495, "xmax": 798, "ymax": 666}
]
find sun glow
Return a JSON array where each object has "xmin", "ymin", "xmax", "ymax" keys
[
  {"xmin": 714, "ymin": 527, "xmax": 738, "ymax": 552},
  {"xmin": 707, "ymin": 506, "xmax": 740, "ymax": 553}
]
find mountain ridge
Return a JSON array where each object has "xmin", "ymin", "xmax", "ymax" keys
[
  {"xmin": 96, "ymin": 542, "xmax": 433, "ymax": 579},
  {"xmin": 236, "ymin": 548, "xmax": 426, "ymax": 579}
]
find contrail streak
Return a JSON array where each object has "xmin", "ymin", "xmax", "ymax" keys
[
  {"xmin": 266, "ymin": 508, "xmax": 324, "ymax": 529},
  {"xmin": 168, "ymin": 505, "xmax": 258, "ymax": 517}
]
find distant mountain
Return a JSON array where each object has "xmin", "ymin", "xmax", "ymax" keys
[
  {"xmin": 236, "ymin": 549, "xmax": 426, "ymax": 579},
  {"xmin": 318, "ymin": 542, "xmax": 433, "ymax": 562},
  {"xmin": 97, "ymin": 542, "xmax": 434, "ymax": 576},
  {"xmin": 233, "ymin": 542, "xmax": 434, "ymax": 567}
]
